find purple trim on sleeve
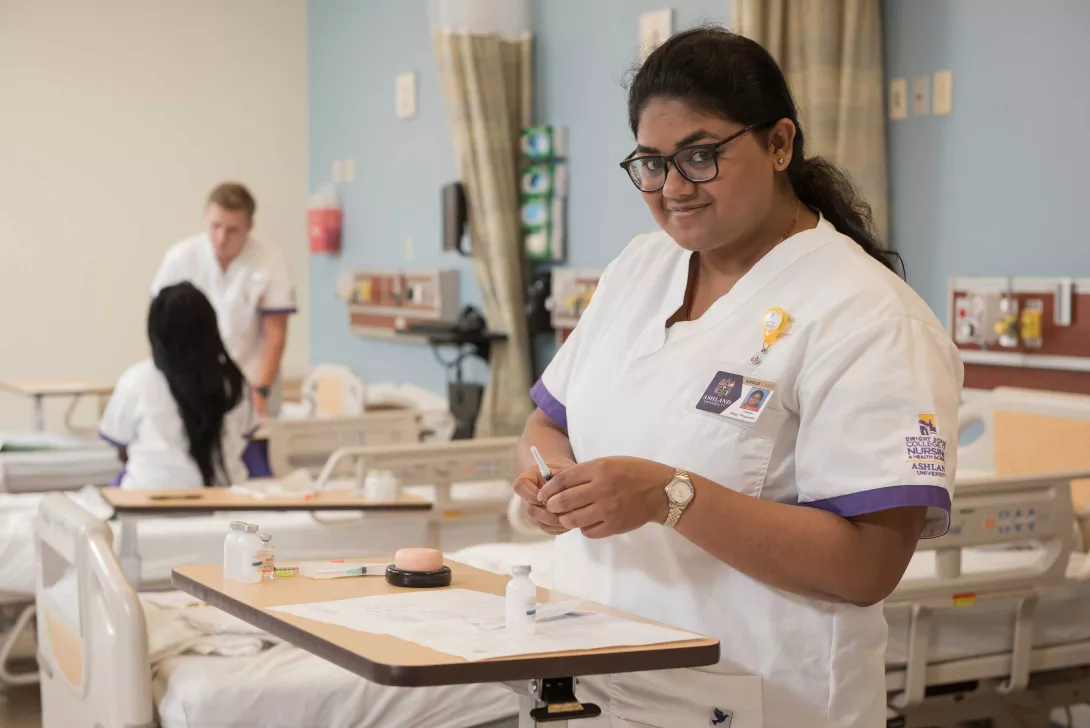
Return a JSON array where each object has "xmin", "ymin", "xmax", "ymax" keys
[
  {"xmin": 801, "ymin": 484, "xmax": 952, "ymax": 538},
  {"xmin": 260, "ymin": 307, "xmax": 298, "ymax": 315},
  {"xmin": 110, "ymin": 469, "xmax": 126, "ymax": 488},
  {"xmin": 530, "ymin": 379, "xmax": 567, "ymax": 431},
  {"xmin": 98, "ymin": 431, "xmax": 128, "ymax": 449}
]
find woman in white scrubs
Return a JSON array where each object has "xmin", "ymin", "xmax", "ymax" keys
[
  {"xmin": 514, "ymin": 28, "xmax": 963, "ymax": 727},
  {"xmin": 99, "ymin": 283, "xmax": 255, "ymax": 490}
]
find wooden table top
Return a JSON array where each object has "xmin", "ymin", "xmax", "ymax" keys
[
  {"xmin": 101, "ymin": 486, "xmax": 431, "ymax": 515},
  {"xmin": 0, "ymin": 380, "xmax": 114, "ymax": 397},
  {"xmin": 172, "ymin": 560, "xmax": 719, "ymax": 687}
]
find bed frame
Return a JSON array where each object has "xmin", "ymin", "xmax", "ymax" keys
[{"xmin": 31, "ymin": 492, "xmax": 520, "ymax": 728}]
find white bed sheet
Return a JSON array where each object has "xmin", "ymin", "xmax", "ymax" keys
[
  {"xmin": 154, "ymin": 645, "xmax": 517, "ymax": 728},
  {"xmin": 451, "ymin": 540, "xmax": 1090, "ymax": 668}
]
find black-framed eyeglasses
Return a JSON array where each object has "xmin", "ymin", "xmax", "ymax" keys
[{"xmin": 619, "ymin": 124, "xmax": 756, "ymax": 193}]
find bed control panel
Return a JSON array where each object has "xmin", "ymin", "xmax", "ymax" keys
[
  {"xmin": 945, "ymin": 499, "xmax": 1052, "ymax": 543},
  {"xmin": 890, "ymin": 475, "xmax": 1076, "ymax": 606}
]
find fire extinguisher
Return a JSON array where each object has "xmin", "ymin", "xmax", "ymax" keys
[{"xmin": 308, "ymin": 185, "xmax": 342, "ymax": 254}]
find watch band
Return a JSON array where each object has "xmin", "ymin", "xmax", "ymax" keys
[
  {"xmin": 255, "ymin": 385, "xmax": 272, "ymax": 398},
  {"xmin": 664, "ymin": 503, "xmax": 686, "ymax": 529}
]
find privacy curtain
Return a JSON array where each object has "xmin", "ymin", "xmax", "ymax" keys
[
  {"xmin": 430, "ymin": 0, "xmax": 534, "ymax": 436},
  {"xmin": 732, "ymin": 0, "xmax": 890, "ymax": 240}
]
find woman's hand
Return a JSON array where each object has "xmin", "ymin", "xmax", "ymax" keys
[
  {"xmin": 512, "ymin": 459, "xmax": 576, "ymax": 535},
  {"xmin": 537, "ymin": 457, "xmax": 674, "ymax": 538}
]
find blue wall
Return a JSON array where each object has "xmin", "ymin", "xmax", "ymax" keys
[
  {"xmin": 308, "ymin": 0, "xmax": 728, "ymax": 387},
  {"xmin": 883, "ymin": 0, "xmax": 1090, "ymax": 321}
]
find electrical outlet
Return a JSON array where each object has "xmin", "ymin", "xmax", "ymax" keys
[
  {"xmin": 343, "ymin": 158, "xmax": 356, "ymax": 183},
  {"xmin": 912, "ymin": 75, "xmax": 930, "ymax": 116},
  {"xmin": 933, "ymin": 70, "xmax": 954, "ymax": 115},
  {"xmin": 889, "ymin": 78, "xmax": 907, "ymax": 120},
  {"xmin": 639, "ymin": 9, "xmax": 672, "ymax": 62},
  {"xmin": 396, "ymin": 72, "xmax": 417, "ymax": 120},
  {"xmin": 404, "ymin": 236, "xmax": 414, "ymax": 263}
]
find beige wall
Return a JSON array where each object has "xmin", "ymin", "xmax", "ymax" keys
[{"xmin": 0, "ymin": 0, "xmax": 308, "ymax": 431}]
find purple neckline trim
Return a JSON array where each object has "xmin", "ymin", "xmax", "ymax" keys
[
  {"xmin": 260, "ymin": 307, "xmax": 297, "ymax": 315},
  {"xmin": 802, "ymin": 484, "xmax": 952, "ymax": 538},
  {"xmin": 530, "ymin": 379, "xmax": 567, "ymax": 431}
]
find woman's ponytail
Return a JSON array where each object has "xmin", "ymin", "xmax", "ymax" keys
[{"xmin": 787, "ymin": 146, "xmax": 903, "ymax": 276}]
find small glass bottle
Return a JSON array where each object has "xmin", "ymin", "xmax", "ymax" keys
[
  {"xmin": 259, "ymin": 533, "xmax": 275, "ymax": 581},
  {"xmin": 505, "ymin": 564, "xmax": 537, "ymax": 638},
  {"xmin": 223, "ymin": 521, "xmax": 247, "ymax": 581},
  {"xmin": 236, "ymin": 524, "xmax": 263, "ymax": 584}
]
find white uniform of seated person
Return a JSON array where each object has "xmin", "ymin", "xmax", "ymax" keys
[
  {"xmin": 151, "ymin": 182, "xmax": 295, "ymax": 417},
  {"xmin": 518, "ymin": 29, "xmax": 962, "ymax": 728},
  {"xmin": 99, "ymin": 284, "xmax": 255, "ymax": 490}
]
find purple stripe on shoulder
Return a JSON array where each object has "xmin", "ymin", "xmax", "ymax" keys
[
  {"xmin": 98, "ymin": 431, "xmax": 127, "ymax": 449},
  {"xmin": 110, "ymin": 469, "xmax": 126, "ymax": 488},
  {"xmin": 530, "ymin": 379, "xmax": 567, "ymax": 431},
  {"xmin": 260, "ymin": 307, "xmax": 298, "ymax": 315},
  {"xmin": 801, "ymin": 484, "xmax": 952, "ymax": 538}
]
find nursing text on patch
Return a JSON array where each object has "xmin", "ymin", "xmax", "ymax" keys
[{"xmin": 905, "ymin": 435, "xmax": 947, "ymax": 478}]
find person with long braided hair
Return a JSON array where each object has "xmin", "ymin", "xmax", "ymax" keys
[{"xmin": 99, "ymin": 282, "xmax": 257, "ymax": 489}]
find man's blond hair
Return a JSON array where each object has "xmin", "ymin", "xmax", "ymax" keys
[{"xmin": 207, "ymin": 182, "xmax": 256, "ymax": 221}]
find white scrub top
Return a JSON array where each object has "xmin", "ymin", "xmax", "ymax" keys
[
  {"xmin": 530, "ymin": 218, "xmax": 963, "ymax": 727},
  {"xmin": 151, "ymin": 233, "xmax": 296, "ymax": 384},
  {"xmin": 98, "ymin": 359, "xmax": 254, "ymax": 490}
]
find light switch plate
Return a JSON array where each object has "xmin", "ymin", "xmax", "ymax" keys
[
  {"xmin": 639, "ymin": 9, "xmax": 672, "ymax": 62},
  {"xmin": 343, "ymin": 158, "xmax": 356, "ymax": 183},
  {"xmin": 396, "ymin": 71, "xmax": 417, "ymax": 120},
  {"xmin": 932, "ymin": 70, "xmax": 954, "ymax": 115},
  {"xmin": 404, "ymin": 236, "xmax": 414, "ymax": 263},
  {"xmin": 889, "ymin": 78, "xmax": 907, "ymax": 120},
  {"xmin": 332, "ymin": 159, "xmax": 344, "ymax": 184},
  {"xmin": 912, "ymin": 75, "xmax": 930, "ymax": 116}
]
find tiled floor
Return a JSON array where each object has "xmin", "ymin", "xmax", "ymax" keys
[{"xmin": 0, "ymin": 683, "xmax": 42, "ymax": 728}]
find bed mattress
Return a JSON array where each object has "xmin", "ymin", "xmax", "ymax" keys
[{"xmin": 0, "ymin": 447, "xmax": 121, "ymax": 493}]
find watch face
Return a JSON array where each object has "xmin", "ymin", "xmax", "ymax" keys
[{"xmin": 667, "ymin": 478, "xmax": 693, "ymax": 505}]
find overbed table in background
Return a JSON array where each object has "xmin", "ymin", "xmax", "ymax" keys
[
  {"xmin": 0, "ymin": 380, "xmax": 114, "ymax": 432},
  {"xmin": 101, "ymin": 487, "xmax": 431, "ymax": 585},
  {"xmin": 173, "ymin": 559, "xmax": 721, "ymax": 727}
]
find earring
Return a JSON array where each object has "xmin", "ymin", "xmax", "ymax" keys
[{"xmin": 777, "ymin": 158, "xmax": 785, "ymax": 166}]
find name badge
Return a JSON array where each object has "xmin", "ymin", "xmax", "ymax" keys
[{"xmin": 695, "ymin": 371, "xmax": 776, "ymax": 424}]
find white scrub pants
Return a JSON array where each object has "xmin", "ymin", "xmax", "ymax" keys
[{"xmin": 572, "ymin": 669, "xmax": 763, "ymax": 727}]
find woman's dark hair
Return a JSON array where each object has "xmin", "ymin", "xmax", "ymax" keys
[
  {"xmin": 148, "ymin": 282, "xmax": 246, "ymax": 486},
  {"xmin": 627, "ymin": 26, "xmax": 902, "ymax": 276}
]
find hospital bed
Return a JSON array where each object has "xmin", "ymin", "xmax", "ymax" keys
[
  {"xmin": 29, "ymin": 468, "xmax": 1090, "ymax": 728},
  {"xmin": 0, "ymin": 436, "xmax": 520, "ymax": 688},
  {"xmin": 32, "ymin": 492, "xmax": 523, "ymax": 728},
  {"xmin": 958, "ymin": 386, "xmax": 1090, "ymax": 550}
]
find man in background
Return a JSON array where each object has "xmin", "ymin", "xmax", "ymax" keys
[{"xmin": 151, "ymin": 182, "xmax": 295, "ymax": 418}]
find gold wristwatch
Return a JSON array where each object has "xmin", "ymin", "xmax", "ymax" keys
[{"xmin": 663, "ymin": 468, "xmax": 694, "ymax": 529}]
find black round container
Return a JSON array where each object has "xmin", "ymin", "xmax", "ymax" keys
[{"xmin": 384, "ymin": 564, "xmax": 452, "ymax": 588}]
